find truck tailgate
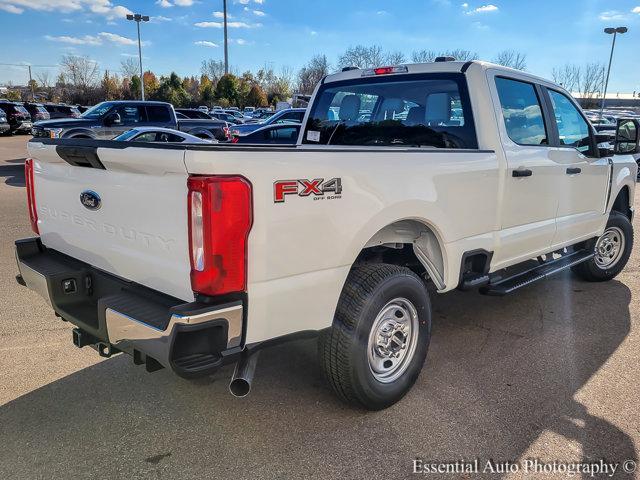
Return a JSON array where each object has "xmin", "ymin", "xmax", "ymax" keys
[{"xmin": 27, "ymin": 141, "xmax": 193, "ymax": 302}]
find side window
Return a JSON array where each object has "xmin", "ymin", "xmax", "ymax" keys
[
  {"xmin": 270, "ymin": 126, "xmax": 298, "ymax": 140},
  {"xmin": 133, "ymin": 132, "xmax": 157, "ymax": 142},
  {"xmin": 146, "ymin": 106, "xmax": 171, "ymax": 123},
  {"xmin": 547, "ymin": 90, "xmax": 591, "ymax": 152},
  {"xmin": 495, "ymin": 77, "xmax": 548, "ymax": 146},
  {"xmin": 114, "ymin": 106, "xmax": 143, "ymax": 125},
  {"xmin": 276, "ymin": 112, "xmax": 303, "ymax": 124}
]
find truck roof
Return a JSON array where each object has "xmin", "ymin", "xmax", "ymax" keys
[{"xmin": 323, "ymin": 60, "xmax": 553, "ymax": 87}]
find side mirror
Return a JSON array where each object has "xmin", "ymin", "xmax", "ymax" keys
[
  {"xmin": 614, "ymin": 118, "xmax": 640, "ymax": 155},
  {"xmin": 104, "ymin": 112, "xmax": 121, "ymax": 126}
]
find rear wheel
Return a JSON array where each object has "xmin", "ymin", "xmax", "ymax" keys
[
  {"xmin": 572, "ymin": 211, "xmax": 633, "ymax": 281},
  {"xmin": 319, "ymin": 264, "xmax": 431, "ymax": 410}
]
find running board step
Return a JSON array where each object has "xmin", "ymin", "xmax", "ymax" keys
[{"xmin": 480, "ymin": 250, "xmax": 594, "ymax": 296}]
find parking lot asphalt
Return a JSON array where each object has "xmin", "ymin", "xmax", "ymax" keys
[{"xmin": 0, "ymin": 135, "xmax": 639, "ymax": 479}]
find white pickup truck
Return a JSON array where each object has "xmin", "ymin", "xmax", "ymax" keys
[{"xmin": 16, "ymin": 60, "xmax": 639, "ymax": 410}]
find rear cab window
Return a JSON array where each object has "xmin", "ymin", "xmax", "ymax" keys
[{"xmin": 303, "ymin": 73, "xmax": 477, "ymax": 149}]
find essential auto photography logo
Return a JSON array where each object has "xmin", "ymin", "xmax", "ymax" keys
[{"xmin": 412, "ymin": 458, "xmax": 637, "ymax": 477}]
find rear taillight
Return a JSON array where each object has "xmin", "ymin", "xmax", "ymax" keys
[
  {"xmin": 187, "ymin": 176, "xmax": 252, "ymax": 296},
  {"xmin": 25, "ymin": 158, "xmax": 39, "ymax": 234}
]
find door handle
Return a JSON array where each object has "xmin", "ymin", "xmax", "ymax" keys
[
  {"xmin": 566, "ymin": 167, "xmax": 582, "ymax": 175},
  {"xmin": 512, "ymin": 169, "xmax": 533, "ymax": 178}
]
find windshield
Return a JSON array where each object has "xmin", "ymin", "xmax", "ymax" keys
[
  {"xmin": 81, "ymin": 102, "xmax": 117, "ymax": 119},
  {"xmin": 15, "ymin": 105, "xmax": 30, "ymax": 115}
]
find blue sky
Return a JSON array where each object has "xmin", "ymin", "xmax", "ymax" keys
[{"xmin": 0, "ymin": 0, "xmax": 639, "ymax": 93}]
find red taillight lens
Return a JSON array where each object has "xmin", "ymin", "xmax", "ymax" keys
[
  {"xmin": 187, "ymin": 176, "xmax": 252, "ymax": 296},
  {"xmin": 25, "ymin": 158, "xmax": 39, "ymax": 234}
]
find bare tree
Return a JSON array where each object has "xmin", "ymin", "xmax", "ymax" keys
[
  {"xmin": 35, "ymin": 70, "xmax": 52, "ymax": 88},
  {"xmin": 120, "ymin": 57, "xmax": 139, "ymax": 79},
  {"xmin": 297, "ymin": 54, "xmax": 330, "ymax": 94},
  {"xmin": 411, "ymin": 49, "xmax": 478, "ymax": 62},
  {"xmin": 551, "ymin": 64, "xmax": 581, "ymax": 92},
  {"xmin": 200, "ymin": 59, "xmax": 225, "ymax": 84},
  {"xmin": 550, "ymin": 62, "xmax": 605, "ymax": 108},
  {"xmin": 492, "ymin": 50, "xmax": 527, "ymax": 70},
  {"xmin": 337, "ymin": 45, "xmax": 386, "ymax": 69},
  {"xmin": 385, "ymin": 51, "xmax": 406, "ymax": 65},
  {"xmin": 579, "ymin": 63, "xmax": 605, "ymax": 108},
  {"xmin": 59, "ymin": 55, "xmax": 99, "ymax": 89}
]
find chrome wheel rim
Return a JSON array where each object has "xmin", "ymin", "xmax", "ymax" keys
[
  {"xmin": 367, "ymin": 297, "xmax": 419, "ymax": 383},
  {"xmin": 594, "ymin": 226, "xmax": 625, "ymax": 269}
]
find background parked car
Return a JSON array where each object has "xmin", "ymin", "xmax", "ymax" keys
[
  {"xmin": 224, "ymin": 109, "xmax": 247, "ymax": 123},
  {"xmin": 231, "ymin": 108, "xmax": 306, "ymax": 135},
  {"xmin": 44, "ymin": 103, "xmax": 81, "ymax": 119},
  {"xmin": 175, "ymin": 108, "xmax": 213, "ymax": 119},
  {"xmin": 0, "ymin": 101, "xmax": 32, "ymax": 134},
  {"xmin": 113, "ymin": 127, "xmax": 215, "ymax": 143},
  {"xmin": 0, "ymin": 108, "xmax": 9, "ymax": 135},
  {"xmin": 231, "ymin": 123, "xmax": 301, "ymax": 144},
  {"xmin": 210, "ymin": 111, "xmax": 243, "ymax": 124},
  {"xmin": 21, "ymin": 102, "xmax": 50, "ymax": 121}
]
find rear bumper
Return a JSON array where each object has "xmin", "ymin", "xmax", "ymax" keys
[{"xmin": 15, "ymin": 237, "xmax": 244, "ymax": 377}]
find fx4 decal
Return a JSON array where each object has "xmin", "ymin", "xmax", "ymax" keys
[{"xmin": 274, "ymin": 178, "xmax": 342, "ymax": 203}]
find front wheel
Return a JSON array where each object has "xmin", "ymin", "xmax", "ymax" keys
[
  {"xmin": 319, "ymin": 264, "xmax": 431, "ymax": 410},
  {"xmin": 572, "ymin": 211, "xmax": 633, "ymax": 282}
]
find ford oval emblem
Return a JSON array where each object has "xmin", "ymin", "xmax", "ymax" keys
[{"xmin": 80, "ymin": 190, "xmax": 101, "ymax": 211}]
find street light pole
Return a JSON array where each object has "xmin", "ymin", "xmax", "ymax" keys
[
  {"xmin": 126, "ymin": 13, "xmax": 150, "ymax": 101},
  {"xmin": 600, "ymin": 26, "xmax": 627, "ymax": 118},
  {"xmin": 223, "ymin": 0, "xmax": 229, "ymax": 74}
]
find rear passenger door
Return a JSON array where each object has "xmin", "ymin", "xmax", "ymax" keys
[
  {"xmin": 491, "ymin": 75, "xmax": 561, "ymax": 267},
  {"xmin": 146, "ymin": 105, "xmax": 174, "ymax": 129},
  {"xmin": 543, "ymin": 88, "xmax": 609, "ymax": 247}
]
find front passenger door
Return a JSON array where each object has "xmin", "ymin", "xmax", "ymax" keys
[{"xmin": 545, "ymin": 89, "xmax": 610, "ymax": 248}]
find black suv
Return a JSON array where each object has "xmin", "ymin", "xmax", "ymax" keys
[
  {"xmin": 43, "ymin": 104, "xmax": 81, "ymax": 119},
  {"xmin": 22, "ymin": 102, "xmax": 50, "ymax": 121},
  {"xmin": 0, "ymin": 101, "xmax": 32, "ymax": 133}
]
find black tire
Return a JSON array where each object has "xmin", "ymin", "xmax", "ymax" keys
[
  {"xmin": 319, "ymin": 263, "xmax": 431, "ymax": 410},
  {"xmin": 572, "ymin": 211, "xmax": 633, "ymax": 282}
]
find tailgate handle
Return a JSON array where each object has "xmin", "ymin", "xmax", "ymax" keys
[{"xmin": 56, "ymin": 145, "xmax": 105, "ymax": 170}]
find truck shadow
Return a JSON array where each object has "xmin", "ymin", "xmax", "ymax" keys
[
  {"xmin": 0, "ymin": 272, "xmax": 635, "ymax": 479},
  {"xmin": 0, "ymin": 158, "xmax": 25, "ymax": 187}
]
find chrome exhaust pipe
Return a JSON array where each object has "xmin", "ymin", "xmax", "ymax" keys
[{"xmin": 229, "ymin": 351, "xmax": 260, "ymax": 398}]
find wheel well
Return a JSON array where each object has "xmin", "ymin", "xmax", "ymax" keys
[
  {"xmin": 355, "ymin": 220, "xmax": 445, "ymax": 289},
  {"xmin": 612, "ymin": 186, "xmax": 632, "ymax": 220}
]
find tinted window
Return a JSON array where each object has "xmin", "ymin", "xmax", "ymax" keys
[
  {"xmin": 147, "ymin": 105, "xmax": 172, "ymax": 122},
  {"xmin": 276, "ymin": 111, "xmax": 304, "ymax": 124},
  {"xmin": 495, "ymin": 77, "xmax": 547, "ymax": 146},
  {"xmin": 113, "ymin": 105, "xmax": 143, "ymax": 125},
  {"xmin": 133, "ymin": 131, "xmax": 184, "ymax": 143},
  {"xmin": 548, "ymin": 90, "xmax": 591, "ymax": 152},
  {"xmin": 304, "ymin": 74, "xmax": 476, "ymax": 148},
  {"xmin": 270, "ymin": 126, "xmax": 299, "ymax": 140}
]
